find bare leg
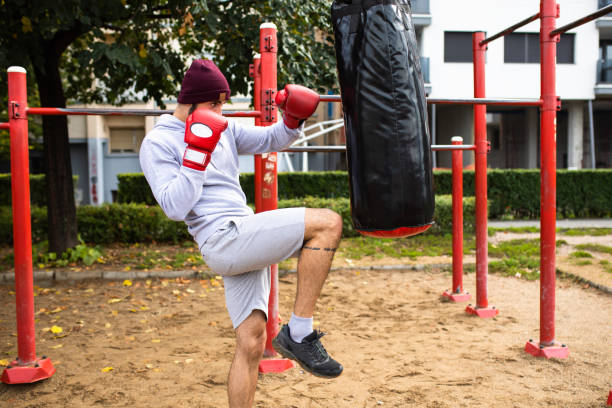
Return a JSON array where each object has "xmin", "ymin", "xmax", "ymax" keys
[
  {"xmin": 294, "ymin": 208, "xmax": 343, "ymax": 317},
  {"xmin": 227, "ymin": 310, "xmax": 267, "ymax": 408}
]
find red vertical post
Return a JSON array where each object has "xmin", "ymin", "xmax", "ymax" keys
[
  {"xmin": 525, "ymin": 0, "xmax": 569, "ymax": 359},
  {"xmin": 251, "ymin": 55, "xmax": 263, "ymax": 212},
  {"xmin": 466, "ymin": 33, "xmax": 498, "ymax": 318},
  {"xmin": 2, "ymin": 67, "xmax": 55, "ymax": 384},
  {"xmin": 442, "ymin": 137, "xmax": 471, "ymax": 302},
  {"xmin": 257, "ymin": 23, "xmax": 294, "ymax": 374}
]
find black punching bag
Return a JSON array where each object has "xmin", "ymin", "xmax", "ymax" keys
[{"xmin": 331, "ymin": 0, "xmax": 434, "ymax": 238}]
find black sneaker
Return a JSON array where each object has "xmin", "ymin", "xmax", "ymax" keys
[{"xmin": 272, "ymin": 324, "xmax": 343, "ymax": 378}]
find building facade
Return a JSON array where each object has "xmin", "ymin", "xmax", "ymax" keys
[{"xmin": 67, "ymin": 0, "xmax": 612, "ymax": 204}]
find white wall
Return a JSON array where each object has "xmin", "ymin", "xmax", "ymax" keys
[{"xmin": 425, "ymin": 0, "xmax": 600, "ymax": 100}]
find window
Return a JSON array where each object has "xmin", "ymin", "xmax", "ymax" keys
[
  {"xmin": 109, "ymin": 127, "xmax": 145, "ymax": 153},
  {"xmin": 504, "ymin": 33, "xmax": 575, "ymax": 64},
  {"xmin": 444, "ymin": 32, "xmax": 474, "ymax": 63}
]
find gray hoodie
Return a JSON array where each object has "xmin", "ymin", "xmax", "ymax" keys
[{"xmin": 139, "ymin": 114, "xmax": 300, "ymax": 248}]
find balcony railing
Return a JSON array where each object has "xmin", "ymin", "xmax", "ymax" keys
[
  {"xmin": 411, "ymin": 0, "xmax": 430, "ymax": 14},
  {"xmin": 597, "ymin": 58, "xmax": 612, "ymax": 83},
  {"xmin": 420, "ymin": 57, "xmax": 430, "ymax": 83}
]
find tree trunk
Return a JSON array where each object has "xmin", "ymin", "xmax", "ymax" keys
[{"xmin": 33, "ymin": 52, "xmax": 78, "ymax": 255}]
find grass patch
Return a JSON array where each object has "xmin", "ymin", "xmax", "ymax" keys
[
  {"xmin": 570, "ymin": 251, "xmax": 594, "ymax": 259},
  {"xmin": 337, "ymin": 233, "xmax": 475, "ymax": 261},
  {"xmin": 574, "ymin": 243, "xmax": 612, "ymax": 255},
  {"xmin": 488, "ymin": 226, "xmax": 540, "ymax": 236},
  {"xmin": 488, "ymin": 238, "xmax": 540, "ymax": 280},
  {"xmin": 559, "ymin": 228, "xmax": 612, "ymax": 236},
  {"xmin": 574, "ymin": 260, "xmax": 593, "ymax": 266},
  {"xmin": 599, "ymin": 260, "xmax": 612, "ymax": 274}
]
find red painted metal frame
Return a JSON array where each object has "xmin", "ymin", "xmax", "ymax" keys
[
  {"xmin": 465, "ymin": 32, "xmax": 499, "ymax": 319},
  {"xmin": 320, "ymin": 94, "xmax": 542, "ymax": 106},
  {"xmin": 442, "ymin": 137, "xmax": 471, "ymax": 303},
  {"xmin": 1, "ymin": 68, "xmax": 56, "ymax": 384},
  {"xmin": 525, "ymin": 0, "xmax": 569, "ymax": 359},
  {"xmin": 607, "ymin": 390, "xmax": 612, "ymax": 406},
  {"xmin": 0, "ymin": 122, "xmax": 9, "ymax": 130},
  {"xmin": 256, "ymin": 23, "xmax": 294, "ymax": 374},
  {"xmin": 26, "ymin": 107, "xmax": 261, "ymax": 118}
]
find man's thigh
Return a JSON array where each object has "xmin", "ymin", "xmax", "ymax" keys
[{"xmin": 201, "ymin": 207, "xmax": 305, "ymax": 276}]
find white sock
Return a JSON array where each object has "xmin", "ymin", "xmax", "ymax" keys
[{"xmin": 288, "ymin": 313, "xmax": 313, "ymax": 343}]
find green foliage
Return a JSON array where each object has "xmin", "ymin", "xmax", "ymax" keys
[
  {"xmin": 33, "ymin": 237, "xmax": 102, "ymax": 268},
  {"xmin": 0, "ymin": 174, "xmax": 77, "ymax": 206},
  {"xmin": 569, "ymin": 251, "xmax": 594, "ymax": 259},
  {"xmin": 116, "ymin": 170, "xmax": 612, "ymax": 219},
  {"xmin": 487, "ymin": 238, "xmax": 541, "ymax": 280},
  {"xmin": 0, "ymin": 194, "xmax": 472, "ymax": 244},
  {"xmin": 574, "ymin": 243, "xmax": 612, "ymax": 255},
  {"xmin": 0, "ymin": 1, "xmax": 335, "ymax": 108}
]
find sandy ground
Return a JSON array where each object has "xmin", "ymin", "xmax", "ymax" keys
[{"xmin": 1, "ymin": 267, "xmax": 611, "ymax": 407}]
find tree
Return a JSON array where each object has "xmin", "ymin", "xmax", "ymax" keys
[{"xmin": 0, "ymin": 0, "xmax": 335, "ymax": 254}]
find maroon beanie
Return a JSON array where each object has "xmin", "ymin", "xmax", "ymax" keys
[{"xmin": 177, "ymin": 59, "xmax": 231, "ymax": 104}]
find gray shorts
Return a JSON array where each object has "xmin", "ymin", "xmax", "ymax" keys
[{"xmin": 200, "ymin": 207, "xmax": 305, "ymax": 328}]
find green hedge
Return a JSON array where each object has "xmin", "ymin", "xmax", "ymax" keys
[
  {"xmin": 117, "ymin": 169, "xmax": 612, "ymax": 219},
  {"xmin": 0, "ymin": 174, "xmax": 78, "ymax": 207},
  {"xmin": 0, "ymin": 195, "xmax": 472, "ymax": 245}
]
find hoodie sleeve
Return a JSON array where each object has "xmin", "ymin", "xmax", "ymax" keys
[
  {"xmin": 232, "ymin": 120, "xmax": 302, "ymax": 155},
  {"xmin": 139, "ymin": 138, "xmax": 206, "ymax": 221}
]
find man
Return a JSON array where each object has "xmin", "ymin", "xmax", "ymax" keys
[{"xmin": 139, "ymin": 59, "xmax": 343, "ymax": 407}]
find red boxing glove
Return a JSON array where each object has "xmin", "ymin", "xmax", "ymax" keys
[
  {"xmin": 275, "ymin": 84, "xmax": 320, "ymax": 129},
  {"xmin": 183, "ymin": 109, "xmax": 228, "ymax": 171}
]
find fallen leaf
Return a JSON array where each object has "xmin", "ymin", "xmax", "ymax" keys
[
  {"xmin": 101, "ymin": 366, "xmax": 114, "ymax": 373},
  {"xmin": 50, "ymin": 326, "xmax": 63, "ymax": 334},
  {"xmin": 123, "ymin": 279, "xmax": 132, "ymax": 287},
  {"xmin": 51, "ymin": 344, "xmax": 63, "ymax": 349},
  {"xmin": 108, "ymin": 298, "xmax": 122, "ymax": 304},
  {"xmin": 151, "ymin": 339, "xmax": 161, "ymax": 343},
  {"xmin": 0, "ymin": 359, "xmax": 9, "ymax": 366}
]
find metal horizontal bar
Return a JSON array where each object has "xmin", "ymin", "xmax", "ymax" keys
[
  {"xmin": 319, "ymin": 95, "xmax": 542, "ymax": 106},
  {"xmin": 0, "ymin": 122, "xmax": 9, "ymax": 130},
  {"xmin": 283, "ymin": 144, "xmax": 476, "ymax": 153},
  {"xmin": 428, "ymin": 97, "xmax": 542, "ymax": 106},
  {"xmin": 26, "ymin": 107, "xmax": 261, "ymax": 118},
  {"xmin": 319, "ymin": 95, "xmax": 342, "ymax": 102},
  {"xmin": 480, "ymin": 13, "xmax": 540, "ymax": 46},
  {"xmin": 551, "ymin": 4, "xmax": 612, "ymax": 36}
]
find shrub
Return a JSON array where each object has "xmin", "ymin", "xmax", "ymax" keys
[{"xmin": 0, "ymin": 195, "xmax": 473, "ymax": 244}]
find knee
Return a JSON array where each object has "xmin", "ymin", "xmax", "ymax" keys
[
  {"xmin": 236, "ymin": 324, "xmax": 267, "ymax": 361},
  {"xmin": 326, "ymin": 210, "xmax": 343, "ymax": 240}
]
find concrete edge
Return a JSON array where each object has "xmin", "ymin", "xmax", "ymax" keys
[{"xmin": 1, "ymin": 265, "xmax": 610, "ymax": 295}]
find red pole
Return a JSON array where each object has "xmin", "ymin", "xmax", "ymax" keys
[
  {"xmin": 257, "ymin": 23, "xmax": 293, "ymax": 374},
  {"xmin": 2, "ymin": 67, "xmax": 55, "ymax": 384},
  {"xmin": 466, "ymin": 32, "xmax": 498, "ymax": 318},
  {"xmin": 252, "ymin": 55, "xmax": 263, "ymax": 212},
  {"xmin": 525, "ymin": 0, "xmax": 569, "ymax": 359},
  {"xmin": 442, "ymin": 137, "xmax": 470, "ymax": 302}
]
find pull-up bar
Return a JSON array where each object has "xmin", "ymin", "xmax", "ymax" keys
[
  {"xmin": 550, "ymin": 3, "xmax": 612, "ymax": 36},
  {"xmin": 320, "ymin": 94, "xmax": 543, "ymax": 107},
  {"xmin": 282, "ymin": 144, "xmax": 476, "ymax": 153},
  {"xmin": 26, "ymin": 107, "xmax": 261, "ymax": 118},
  {"xmin": 480, "ymin": 12, "xmax": 540, "ymax": 46}
]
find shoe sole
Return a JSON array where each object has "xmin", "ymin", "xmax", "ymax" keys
[{"xmin": 271, "ymin": 337, "xmax": 342, "ymax": 379}]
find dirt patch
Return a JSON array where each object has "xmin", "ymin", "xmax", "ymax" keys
[{"xmin": 1, "ymin": 268, "xmax": 610, "ymax": 407}]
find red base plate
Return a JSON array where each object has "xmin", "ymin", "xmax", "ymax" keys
[
  {"xmin": 524, "ymin": 341, "xmax": 570, "ymax": 359},
  {"xmin": 1, "ymin": 358, "xmax": 55, "ymax": 384},
  {"xmin": 258, "ymin": 358, "xmax": 294, "ymax": 374},
  {"xmin": 607, "ymin": 390, "xmax": 612, "ymax": 406},
  {"xmin": 442, "ymin": 290, "xmax": 471, "ymax": 302},
  {"xmin": 465, "ymin": 304, "xmax": 499, "ymax": 318}
]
